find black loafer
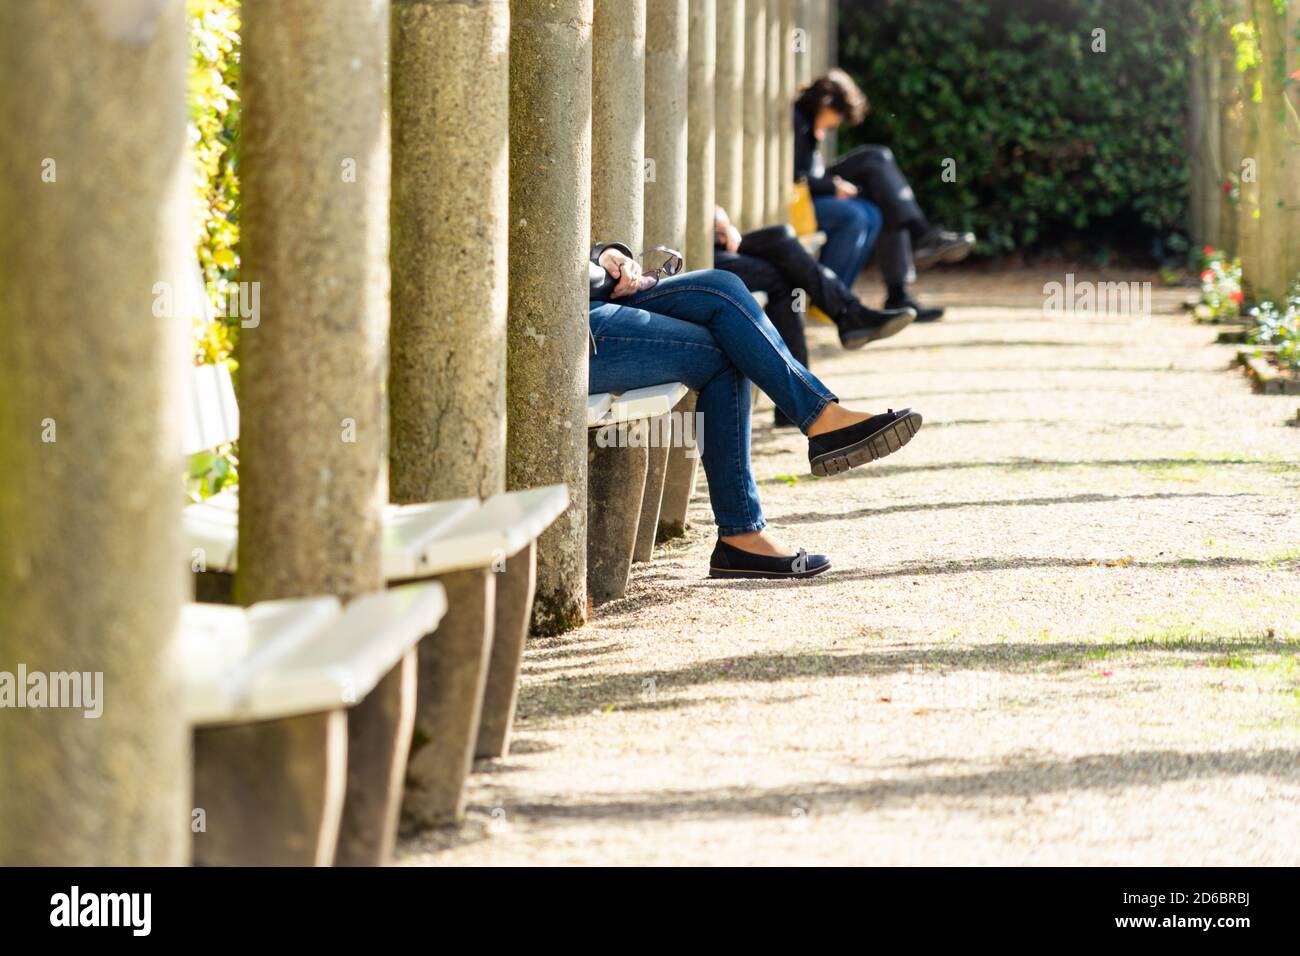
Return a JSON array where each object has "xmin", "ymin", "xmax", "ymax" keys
[
  {"xmin": 709, "ymin": 539, "xmax": 831, "ymax": 579},
  {"xmin": 808, "ymin": 407, "xmax": 923, "ymax": 477},
  {"xmin": 838, "ymin": 306, "xmax": 916, "ymax": 349},
  {"xmin": 885, "ymin": 294, "xmax": 944, "ymax": 323}
]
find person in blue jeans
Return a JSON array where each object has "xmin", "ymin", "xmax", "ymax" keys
[
  {"xmin": 589, "ymin": 241, "xmax": 923, "ymax": 580},
  {"xmin": 794, "ymin": 70, "xmax": 975, "ymax": 322}
]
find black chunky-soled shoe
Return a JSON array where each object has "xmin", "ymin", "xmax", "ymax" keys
[
  {"xmin": 807, "ymin": 407, "xmax": 923, "ymax": 477},
  {"xmin": 838, "ymin": 304, "xmax": 917, "ymax": 349},
  {"xmin": 885, "ymin": 293, "xmax": 944, "ymax": 323},
  {"xmin": 913, "ymin": 227, "xmax": 976, "ymax": 270},
  {"xmin": 709, "ymin": 539, "xmax": 831, "ymax": 579}
]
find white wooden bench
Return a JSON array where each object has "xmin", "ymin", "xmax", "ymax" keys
[
  {"xmin": 182, "ymin": 582, "xmax": 446, "ymax": 866},
  {"xmin": 585, "ymin": 382, "xmax": 689, "ymax": 604},
  {"xmin": 182, "ymin": 362, "xmax": 568, "ymax": 834}
]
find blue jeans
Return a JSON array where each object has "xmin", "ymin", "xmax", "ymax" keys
[
  {"xmin": 589, "ymin": 269, "xmax": 838, "ymax": 536},
  {"xmin": 813, "ymin": 195, "xmax": 882, "ymax": 288}
]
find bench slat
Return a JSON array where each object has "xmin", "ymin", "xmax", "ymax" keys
[
  {"xmin": 594, "ymin": 382, "xmax": 688, "ymax": 426},
  {"xmin": 182, "ymin": 582, "xmax": 446, "ymax": 726}
]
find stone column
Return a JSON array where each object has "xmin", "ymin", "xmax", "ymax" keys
[
  {"xmin": 807, "ymin": 0, "xmax": 826, "ymax": 78},
  {"xmin": 794, "ymin": 0, "xmax": 812, "ymax": 88},
  {"xmin": 592, "ymin": 0, "xmax": 646, "ymax": 251},
  {"xmin": 764, "ymin": 0, "xmax": 784, "ymax": 224},
  {"xmin": 0, "ymin": 0, "xmax": 190, "ymax": 866},
  {"xmin": 509, "ymin": 0, "xmax": 594, "ymax": 636},
  {"xmin": 715, "ymin": 0, "xmax": 746, "ymax": 225},
  {"xmin": 236, "ymin": 0, "xmax": 393, "ymax": 863},
  {"xmin": 778, "ymin": 0, "xmax": 796, "ymax": 221},
  {"xmin": 685, "ymin": 0, "xmax": 717, "ymax": 270},
  {"xmin": 390, "ymin": 0, "xmax": 509, "ymax": 504},
  {"xmin": 388, "ymin": 0, "xmax": 510, "ymax": 832},
  {"xmin": 741, "ymin": 0, "xmax": 768, "ymax": 230},
  {"xmin": 645, "ymin": 0, "xmax": 689, "ymax": 254}
]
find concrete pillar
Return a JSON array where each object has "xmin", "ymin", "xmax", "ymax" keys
[
  {"xmin": 764, "ymin": 0, "xmax": 784, "ymax": 224},
  {"xmin": 587, "ymin": 425, "xmax": 650, "ymax": 605},
  {"xmin": 389, "ymin": 0, "xmax": 510, "ymax": 834},
  {"xmin": 645, "ymin": 0, "xmax": 689, "ymax": 254},
  {"xmin": 402, "ymin": 568, "xmax": 495, "ymax": 825},
  {"xmin": 633, "ymin": 416, "xmax": 672, "ymax": 562},
  {"xmin": 657, "ymin": 392, "xmax": 702, "ymax": 541},
  {"xmin": 509, "ymin": 0, "xmax": 594, "ymax": 636},
  {"xmin": 1217, "ymin": 13, "xmax": 1243, "ymax": 258},
  {"xmin": 1286, "ymin": 2, "xmax": 1300, "ymax": 285},
  {"xmin": 475, "ymin": 542, "xmax": 537, "ymax": 758},
  {"xmin": 778, "ymin": 0, "xmax": 796, "ymax": 221},
  {"xmin": 390, "ymin": 0, "xmax": 509, "ymax": 504},
  {"xmin": 0, "ymin": 0, "xmax": 189, "ymax": 866},
  {"xmin": 1187, "ymin": 26, "xmax": 1222, "ymax": 250},
  {"xmin": 592, "ymin": 0, "xmax": 646, "ymax": 251},
  {"xmin": 794, "ymin": 0, "xmax": 813, "ymax": 88},
  {"xmin": 742, "ymin": 0, "xmax": 768, "ymax": 230},
  {"xmin": 715, "ymin": 0, "xmax": 746, "ymax": 225},
  {"xmin": 686, "ymin": 0, "xmax": 717, "ymax": 271},
  {"xmin": 808, "ymin": 0, "xmax": 827, "ymax": 77},
  {"xmin": 236, "ymin": 0, "xmax": 394, "ymax": 864}
]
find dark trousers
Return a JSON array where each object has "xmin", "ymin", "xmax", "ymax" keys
[
  {"xmin": 827, "ymin": 144, "xmax": 927, "ymax": 288},
  {"xmin": 714, "ymin": 223, "xmax": 858, "ymax": 370}
]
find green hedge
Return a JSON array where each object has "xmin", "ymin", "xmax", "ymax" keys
[{"xmin": 839, "ymin": 0, "xmax": 1193, "ymax": 259}]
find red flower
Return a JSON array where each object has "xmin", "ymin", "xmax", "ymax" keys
[
  {"xmin": 1229, "ymin": 290, "xmax": 1244, "ymax": 304},
  {"xmin": 1203, "ymin": 245, "xmax": 1215, "ymax": 256},
  {"xmin": 1200, "ymin": 270, "xmax": 1214, "ymax": 283},
  {"xmin": 1222, "ymin": 182, "xmax": 1232, "ymax": 194}
]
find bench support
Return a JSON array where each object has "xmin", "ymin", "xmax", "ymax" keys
[
  {"xmin": 192, "ymin": 710, "xmax": 348, "ymax": 866},
  {"xmin": 586, "ymin": 423, "xmax": 650, "ymax": 605},
  {"xmin": 657, "ymin": 391, "xmax": 700, "ymax": 541},
  {"xmin": 632, "ymin": 413, "xmax": 672, "ymax": 563},
  {"xmin": 402, "ymin": 568, "xmax": 495, "ymax": 827},
  {"xmin": 335, "ymin": 649, "xmax": 418, "ymax": 866},
  {"xmin": 475, "ymin": 542, "xmax": 538, "ymax": 759}
]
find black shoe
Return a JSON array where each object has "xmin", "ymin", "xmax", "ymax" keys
[
  {"xmin": 709, "ymin": 538, "xmax": 831, "ymax": 579},
  {"xmin": 884, "ymin": 293, "xmax": 944, "ymax": 323},
  {"xmin": 773, "ymin": 409, "xmax": 798, "ymax": 429},
  {"xmin": 838, "ymin": 304, "xmax": 917, "ymax": 349},
  {"xmin": 807, "ymin": 407, "xmax": 923, "ymax": 477},
  {"xmin": 913, "ymin": 227, "xmax": 975, "ymax": 270}
]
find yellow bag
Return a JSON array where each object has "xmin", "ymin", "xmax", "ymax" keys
[
  {"xmin": 790, "ymin": 179, "xmax": 833, "ymax": 324},
  {"xmin": 789, "ymin": 179, "xmax": 818, "ymax": 237}
]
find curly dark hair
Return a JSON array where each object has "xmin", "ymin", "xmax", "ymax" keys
[{"xmin": 794, "ymin": 68, "xmax": 869, "ymax": 126}]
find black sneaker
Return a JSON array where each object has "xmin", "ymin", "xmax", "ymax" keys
[
  {"xmin": 885, "ymin": 293, "xmax": 944, "ymax": 323},
  {"xmin": 709, "ymin": 539, "xmax": 831, "ymax": 579},
  {"xmin": 807, "ymin": 407, "xmax": 923, "ymax": 477},
  {"xmin": 913, "ymin": 227, "xmax": 975, "ymax": 270},
  {"xmin": 838, "ymin": 304, "xmax": 917, "ymax": 349}
]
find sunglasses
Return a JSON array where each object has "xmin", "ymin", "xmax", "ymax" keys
[{"xmin": 637, "ymin": 245, "xmax": 684, "ymax": 287}]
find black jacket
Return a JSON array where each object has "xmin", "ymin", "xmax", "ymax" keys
[
  {"xmin": 792, "ymin": 103, "xmax": 834, "ymax": 197},
  {"xmin": 588, "ymin": 241, "xmax": 635, "ymax": 302}
]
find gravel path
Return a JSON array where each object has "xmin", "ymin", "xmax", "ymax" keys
[{"xmin": 401, "ymin": 268, "xmax": 1300, "ymax": 866}]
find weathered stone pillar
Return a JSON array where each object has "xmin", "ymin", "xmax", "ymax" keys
[
  {"xmin": 807, "ymin": 0, "xmax": 827, "ymax": 78},
  {"xmin": 391, "ymin": 0, "xmax": 509, "ymax": 504},
  {"xmin": 742, "ymin": 0, "xmax": 768, "ymax": 230},
  {"xmin": 778, "ymin": 0, "xmax": 796, "ymax": 221},
  {"xmin": 645, "ymin": 0, "xmax": 689, "ymax": 255},
  {"xmin": 715, "ymin": 0, "xmax": 746, "ymax": 224},
  {"xmin": 1217, "ymin": 10, "xmax": 1243, "ymax": 258},
  {"xmin": 794, "ymin": 0, "xmax": 813, "ymax": 88},
  {"xmin": 764, "ymin": 0, "xmax": 784, "ymax": 224},
  {"xmin": 236, "ymin": 0, "xmax": 393, "ymax": 864},
  {"xmin": 0, "ymin": 0, "xmax": 189, "ymax": 866},
  {"xmin": 509, "ymin": 0, "xmax": 594, "ymax": 635},
  {"xmin": 389, "ymin": 0, "xmax": 510, "ymax": 830},
  {"xmin": 1187, "ymin": 25, "xmax": 1222, "ymax": 251},
  {"xmin": 686, "ymin": 0, "xmax": 717, "ymax": 270},
  {"xmin": 592, "ymin": 0, "xmax": 646, "ymax": 251}
]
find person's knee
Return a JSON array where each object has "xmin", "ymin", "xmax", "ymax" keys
[
  {"xmin": 699, "ymin": 268, "xmax": 753, "ymax": 302},
  {"xmin": 857, "ymin": 200, "xmax": 883, "ymax": 232}
]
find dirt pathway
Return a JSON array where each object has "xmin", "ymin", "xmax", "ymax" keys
[{"xmin": 402, "ymin": 268, "xmax": 1300, "ymax": 865}]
